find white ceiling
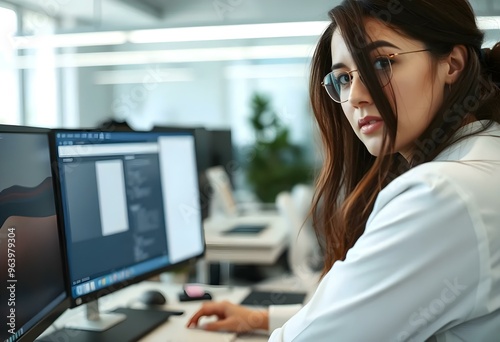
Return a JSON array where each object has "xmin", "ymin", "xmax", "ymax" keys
[
  {"xmin": 6, "ymin": 0, "xmax": 337, "ymax": 33},
  {"xmin": 6, "ymin": 0, "xmax": 500, "ymax": 34}
]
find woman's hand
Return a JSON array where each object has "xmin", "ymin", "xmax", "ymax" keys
[{"xmin": 186, "ymin": 300, "xmax": 269, "ymax": 333}]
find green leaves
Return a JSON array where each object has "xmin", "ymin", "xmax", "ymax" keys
[{"xmin": 245, "ymin": 93, "xmax": 312, "ymax": 203}]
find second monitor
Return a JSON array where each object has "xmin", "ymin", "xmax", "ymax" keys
[
  {"xmin": 50, "ymin": 129, "xmax": 205, "ymax": 339},
  {"xmin": 0, "ymin": 125, "xmax": 68, "ymax": 342}
]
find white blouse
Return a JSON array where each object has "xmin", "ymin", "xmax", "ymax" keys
[{"xmin": 269, "ymin": 121, "xmax": 500, "ymax": 342}]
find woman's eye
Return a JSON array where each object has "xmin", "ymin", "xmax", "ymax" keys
[
  {"xmin": 373, "ymin": 57, "xmax": 392, "ymax": 70},
  {"xmin": 335, "ymin": 73, "xmax": 351, "ymax": 86}
]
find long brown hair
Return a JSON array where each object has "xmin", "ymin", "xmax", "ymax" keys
[{"xmin": 310, "ymin": 0, "xmax": 500, "ymax": 277}]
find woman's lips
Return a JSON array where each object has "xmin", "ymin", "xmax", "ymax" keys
[{"xmin": 358, "ymin": 117, "xmax": 384, "ymax": 134}]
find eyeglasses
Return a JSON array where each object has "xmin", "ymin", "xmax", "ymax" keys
[{"xmin": 321, "ymin": 49, "xmax": 430, "ymax": 103}]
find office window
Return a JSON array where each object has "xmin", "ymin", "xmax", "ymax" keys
[
  {"xmin": 226, "ymin": 62, "xmax": 313, "ymax": 147},
  {"xmin": 22, "ymin": 10, "xmax": 59, "ymax": 128},
  {"xmin": 0, "ymin": 6, "xmax": 20, "ymax": 125}
]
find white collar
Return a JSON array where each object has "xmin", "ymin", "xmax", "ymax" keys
[{"xmin": 434, "ymin": 120, "xmax": 500, "ymax": 161}]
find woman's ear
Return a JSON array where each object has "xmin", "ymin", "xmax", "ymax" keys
[{"xmin": 445, "ymin": 45, "xmax": 467, "ymax": 84}]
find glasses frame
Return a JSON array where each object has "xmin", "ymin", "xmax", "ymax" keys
[{"xmin": 322, "ymin": 48, "xmax": 430, "ymax": 103}]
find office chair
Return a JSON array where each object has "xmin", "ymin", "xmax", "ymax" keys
[
  {"xmin": 205, "ymin": 165, "xmax": 276, "ymax": 218},
  {"xmin": 205, "ymin": 166, "xmax": 239, "ymax": 217},
  {"xmin": 256, "ymin": 184, "xmax": 321, "ymax": 292}
]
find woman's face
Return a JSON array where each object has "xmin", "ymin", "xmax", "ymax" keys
[{"xmin": 329, "ymin": 19, "xmax": 449, "ymax": 158}]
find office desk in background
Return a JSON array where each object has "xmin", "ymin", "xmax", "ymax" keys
[
  {"xmin": 199, "ymin": 213, "xmax": 288, "ymax": 284},
  {"xmin": 39, "ymin": 281, "xmax": 269, "ymax": 342},
  {"xmin": 203, "ymin": 212, "xmax": 287, "ymax": 264}
]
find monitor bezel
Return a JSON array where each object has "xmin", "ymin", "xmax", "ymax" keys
[
  {"xmin": 49, "ymin": 128, "xmax": 206, "ymax": 308},
  {"xmin": 0, "ymin": 124, "xmax": 70, "ymax": 342}
]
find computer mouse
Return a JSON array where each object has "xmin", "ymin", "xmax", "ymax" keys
[{"xmin": 139, "ymin": 290, "xmax": 167, "ymax": 306}]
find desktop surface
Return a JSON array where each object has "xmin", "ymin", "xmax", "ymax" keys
[
  {"xmin": 37, "ymin": 308, "xmax": 172, "ymax": 342},
  {"xmin": 39, "ymin": 281, "xmax": 270, "ymax": 342}
]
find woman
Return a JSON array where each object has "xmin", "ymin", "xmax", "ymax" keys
[{"xmin": 188, "ymin": 0, "xmax": 500, "ymax": 340}]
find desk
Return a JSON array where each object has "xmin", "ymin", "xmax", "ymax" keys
[
  {"xmin": 203, "ymin": 213, "xmax": 288, "ymax": 264},
  {"xmin": 200, "ymin": 213, "xmax": 288, "ymax": 284},
  {"xmin": 39, "ymin": 281, "xmax": 269, "ymax": 342}
]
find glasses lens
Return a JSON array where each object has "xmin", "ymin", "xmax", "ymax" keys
[
  {"xmin": 323, "ymin": 57, "xmax": 393, "ymax": 103},
  {"xmin": 374, "ymin": 56, "xmax": 393, "ymax": 87},
  {"xmin": 322, "ymin": 73, "xmax": 342, "ymax": 103}
]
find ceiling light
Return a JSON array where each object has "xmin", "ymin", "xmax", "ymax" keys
[
  {"xmin": 477, "ymin": 16, "xmax": 500, "ymax": 30},
  {"xmin": 128, "ymin": 21, "xmax": 329, "ymax": 44},
  {"xmin": 13, "ymin": 31, "xmax": 128, "ymax": 49},
  {"xmin": 10, "ymin": 16, "xmax": 499, "ymax": 50},
  {"xmin": 93, "ymin": 68, "xmax": 194, "ymax": 85},
  {"xmin": 13, "ymin": 44, "xmax": 316, "ymax": 68}
]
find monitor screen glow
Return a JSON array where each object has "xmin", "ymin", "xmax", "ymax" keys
[{"xmin": 52, "ymin": 130, "xmax": 205, "ymax": 307}]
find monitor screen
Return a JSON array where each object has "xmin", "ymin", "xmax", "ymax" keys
[
  {"xmin": 151, "ymin": 126, "xmax": 212, "ymax": 219},
  {"xmin": 0, "ymin": 126, "xmax": 67, "ymax": 342},
  {"xmin": 207, "ymin": 129, "xmax": 234, "ymax": 180},
  {"xmin": 52, "ymin": 130, "xmax": 204, "ymax": 307},
  {"xmin": 152, "ymin": 127, "xmax": 235, "ymax": 219}
]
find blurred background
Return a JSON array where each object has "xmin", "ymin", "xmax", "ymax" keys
[{"xmin": 0, "ymin": 0, "xmax": 499, "ymax": 198}]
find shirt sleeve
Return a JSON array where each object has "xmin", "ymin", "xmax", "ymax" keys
[
  {"xmin": 269, "ymin": 169, "xmax": 482, "ymax": 342},
  {"xmin": 268, "ymin": 304, "xmax": 303, "ymax": 332}
]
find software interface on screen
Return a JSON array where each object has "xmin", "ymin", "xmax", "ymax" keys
[
  {"xmin": 53, "ymin": 131, "xmax": 204, "ymax": 303},
  {"xmin": 0, "ymin": 131, "xmax": 66, "ymax": 342}
]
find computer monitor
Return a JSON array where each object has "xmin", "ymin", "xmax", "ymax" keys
[
  {"xmin": 207, "ymin": 129, "xmax": 234, "ymax": 185},
  {"xmin": 151, "ymin": 127, "xmax": 236, "ymax": 219},
  {"xmin": 49, "ymin": 129, "xmax": 204, "ymax": 339},
  {"xmin": 0, "ymin": 125, "xmax": 68, "ymax": 342},
  {"xmin": 151, "ymin": 126, "xmax": 212, "ymax": 219},
  {"xmin": 204, "ymin": 129, "xmax": 240, "ymax": 217}
]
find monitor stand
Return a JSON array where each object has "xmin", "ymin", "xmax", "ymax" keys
[
  {"xmin": 65, "ymin": 300, "xmax": 126, "ymax": 331},
  {"xmin": 37, "ymin": 300, "xmax": 173, "ymax": 342}
]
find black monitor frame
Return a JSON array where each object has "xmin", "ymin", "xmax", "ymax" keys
[
  {"xmin": 49, "ymin": 128, "xmax": 206, "ymax": 309},
  {"xmin": 0, "ymin": 124, "xmax": 69, "ymax": 342},
  {"xmin": 206, "ymin": 128, "xmax": 234, "ymax": 181}
]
